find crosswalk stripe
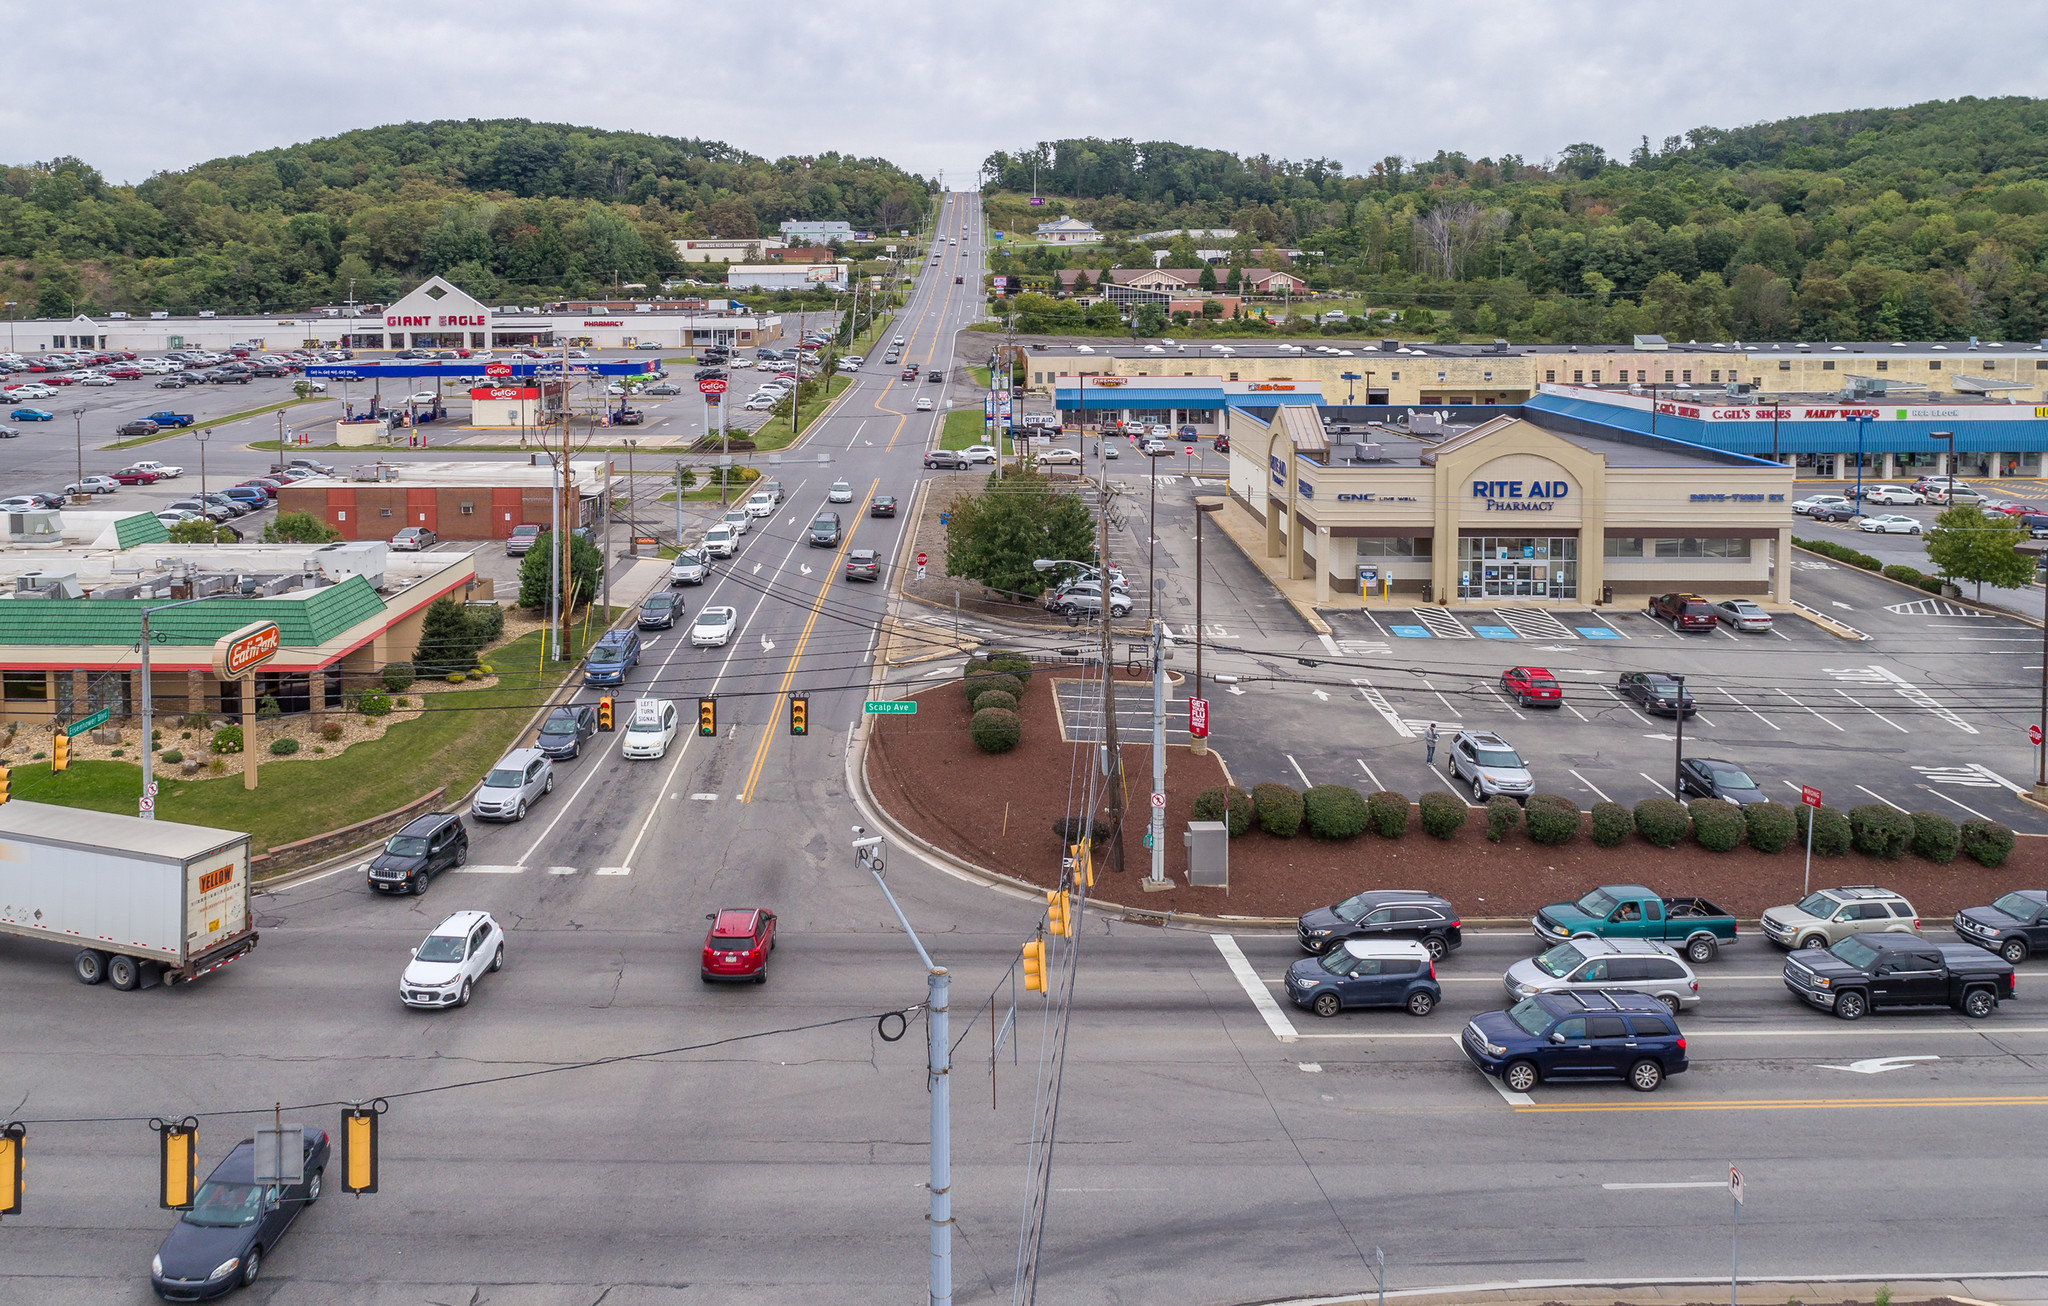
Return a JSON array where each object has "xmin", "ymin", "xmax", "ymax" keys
[
  {"xmin": 1411, "ymin": 607, "xmax": 1472, "ymax": 639},
  {"xmin": 457, "ymin": 864, "xmax": 524, "ymax": 874},
  {"xmin": 595, "ymin": 866, "xmax": 632, "ymax": 876},
  {"xmin": 1495, "ymin": 607, "xmax": 1576, "ymax": 639},
  {"xmin": 548, "ymin": 866, "xmax": 577, "ymax": 875}
]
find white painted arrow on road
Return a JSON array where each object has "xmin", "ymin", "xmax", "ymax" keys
[
  {"xmin": 753, "ymin": 563, "xmax": 762, "ymax": 574},
  {"xmin": 1227, "ymin": 685, "xmax": 1245, "ymax": 696},
  {"xmin": 761, "ymin": 636, "xmax": 776, "ymax": 652},
  {"xmin": 1311, "ymin": 689, "xmax": 1329, "ymax": 702},
  {"xmin": 1818, "ymin": 1055, "xmax": 1940, "ymax": 1075},
  {"xmin": 800, "ymin": 564, "xmax": 813, "ymax": 576}
]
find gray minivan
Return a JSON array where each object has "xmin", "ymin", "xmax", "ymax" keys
[{"xmin": 808, "ymin": 511, "xmax": 842, "ymax": 547}]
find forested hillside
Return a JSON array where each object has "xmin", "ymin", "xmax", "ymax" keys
[
  {"xmin": 0, "ymin": 119, "xmax": 931, "ymax": 316},
  {"xmin": 981, "ymin": 96, "xmax": 2048, "ymax": 343}
]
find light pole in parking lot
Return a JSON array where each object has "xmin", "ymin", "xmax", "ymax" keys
[
  {"xmin": 71, "ymin": 407, "xmax": 85, "ymax": 493},
  {"xmin": 1670, "ymin": 671, "xmax": 1687, "ymax": 798},
  {"xmin": 4, "ymin": 302, "xmax": 15, "ymax": 354},
  {"xmin": 1932, "ymin": 429, "xmax": 1956, "ymax": 498},
  {"xmin": 195, "ymin": 427, "xmax": 210, "ymax": 506},
  {"xmin": 1849, "ymin": 412, "xmax": 1871, "ymax": 503}
]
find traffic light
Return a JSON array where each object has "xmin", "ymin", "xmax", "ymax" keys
[
  {"xmin": 698, "ymin": 697, "xmax": 717, "ymax": 737},
  {"xmin": 1068, "ymin": 842, "xmax": 1094, "ymax": 890},
  {"xmin": 51, "ymin": 732, "xmax": 67, "ymax": 773},
  {"xmin": 340, "ymin": 1106, "xmax": 379, "ymax": 1195},
  {"xmin": 1046, "ymin": 888, "xmax": 1073, "ymax": 937},
  {"xmin": 597, "ymin": 696, "xmax": 615, "ymax": 732},
  {"xmin": 1022, "ymin": 939, "xmax": 1045, "ymax": 993},
  {"xmin": 156, "ymin": 1118, "xmax": 196, "ymax": 1210},
  {"xmin": 789, "ymin": 695, "xmax": 808, "ymax": 736},
  {"xmin": 0, "ymin": 764, "xmax": 10, "ymax": 804},
  {"xmin": 0, "ymin": 1122, "xmax": 22, "ymax": 1218}
]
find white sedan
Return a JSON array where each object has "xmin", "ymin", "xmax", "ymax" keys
[
  {"xmin": 1036, "ymin": 447, "xmax": 1082, "ymax": 466},
  {"xmin": 1792, "ymin": 494, "xmax": 1853, "ymax": 516},
  {"xmin": 77, "ymin": 373, "xmax": 118, "ymax": 387},
  {"xmin": 404, "ymin": 391, "xmax": 440, "ymax": 405},
  {"xmin": 691, "ymin": 605, "xmax": 738, "ymax": 647},
  {"xmin": 1861, "ymin": 485, "xmax": 1925, "ymax": 505},
  {"xmin": 915, "ymin": 397, "xmax": 934, "ymax": 411},
  {"xmin": 620, "ymin": 699, "xmax": 679, "ymax": 759},
  {"xmin": 1858, "ymin": 513, "xmax": 1923, "ymax": 535},
  {"xmin": 827, "ymin": 480, "xmax": 854, "ymax": 503}
]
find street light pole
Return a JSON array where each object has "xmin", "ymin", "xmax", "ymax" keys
[
  {"xmin": 195, "ymin": 427, "xmax": 211, "ymax": 507},
  {"xmin": 1671, "ymin": 672, "xmax": 1687, "ymax": 798},
  {"xmin": 1191, "ymin": 499, "xmax": 1221, "ymax": 757},
  {"xmin": 72, "ymin": 407, "xmax": 85, "ymax": 492},
  {"xmin": 137, "ymin": 592, "xmax": 237, "ymax": 820}
]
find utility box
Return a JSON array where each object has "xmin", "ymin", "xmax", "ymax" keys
[{"xmin": 1184, "ymin": 820, "xmax": 1229, "ymax": 888}]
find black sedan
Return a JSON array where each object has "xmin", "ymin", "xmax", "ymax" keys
[
  {"xmin": 1617, "ymin": 671, "xmax": 1695, "ymax": 717},
  {"xmin": 1676, "ymin": 757, "xmax": 1766, "ymax": 804},
  {"xmin": 639, "ymin": 590, "xmax": 683, "ymax": 629},
  {"xmin": 151, "ymin": 1129, "xmax": 328, "ymax": 1298},
  {"xmin": 870, "ymin": 494, "xmax": 898, "ymax": 518}
]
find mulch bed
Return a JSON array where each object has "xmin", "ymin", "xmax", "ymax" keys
[{"xmin": 866, "ymin": 666, "xmax": 2047, "ymax": 921}]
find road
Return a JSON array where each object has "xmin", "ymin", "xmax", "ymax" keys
[{"xmin": 7, "ymin": 199, "xmax": 2048, "ymax": 1304}]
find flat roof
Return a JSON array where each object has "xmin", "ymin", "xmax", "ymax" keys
[
  {"xmin": 1012, "ymin": 334, "xmax": 2048, "ymax": 359},
  {"xmin": 290, "ymin": 460, "xmax": 607, "ymax": 492}
]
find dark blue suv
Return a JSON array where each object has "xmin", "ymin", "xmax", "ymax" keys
[
  {"xmin": 1461, "ymin": 990, "xmax": 1687, "ymax": 1093},
  {"xmin": 1284, "ymin": 939, "xmax": 1440, "ymax": 1017},
  {"xmin": 582, "ymin": 629, "xmax": 640, "ymax": 686}
]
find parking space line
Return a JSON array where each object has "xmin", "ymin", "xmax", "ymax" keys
[
  {"xmin": 1355, "ymin": 759, "xmax": 1383, "ymax": 791},
  {"xmin": 1924, "ymin": 787, "xmax": 1995, "ymax": 822},
  {"xmin": 1451, "ymin": 1034, "xmax": 1537, "ymax": 1106},
  {"xmin": 1287, "ymin": 754, "xmax": 1312, "ymax": 787},
  {"xmin": 1835, "ymin": 688, "xmax": 1910, "ymax": 733},
  {"xmin": 1856, "ymin": 785, "xmax": 1909, "ymax": 812},
  {"xmin": 1563, "ymin": 702, "xmax": 1591, "ymax": 723},
  {"xmin": 1601, "ymin": 686, "xmax": 1653, "ymax": 725},
  {"xmin": 1716, "ymin": 687, "xmax": 1779, "ymax": 731},
  {"xmin": 1585, "ymin": 610, "xmax": 1632, "ymax": 638},
  {"xmin": 1639, "ymin": 771, "xmax": 1675, "ymax": 797},
  {"xmin": 1775, "ymin": 687, "xmax": 1844, "ymax": 732},
  {"xmin": 1568, "ymin": 769, "xmax": 1612, "ymax": 803},
  {"xmin": 1421, "ymin": 679, "xmax": 1463, "ymax": 716},
  {"xmin": 1481, "ymin": 683, "xmax": 1525, "ymax": 720},
  {"xmin": 1350, "ymin": 679, "xmax": 1415, "ymax": 739},
  {"xmin": 1212, "ymin": 934, "xmax": 1298, "ymax": 1042}
]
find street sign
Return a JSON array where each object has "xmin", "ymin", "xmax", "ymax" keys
[
  {"xmin": 144, "ymin": 780, "xmax": 159, "ymax": 798},
  {"xmin": 64, "ymin": 708, "xmax": 109, "ymax": 738},
  {"xmin": 1800, "ymin": 785, "xmax": 1822, "ymax": 808},
  {"xmin": 698, "ymin": 377, "xmax": 728, "ymax": 395},
  {"xmin": 1149, "ymin": 791, "xmax": 1166, "ymax": 808},
  {"xmin": 916, "ymin": 552, "xmax": 928, "ymax": 567},
  {"xmin": 1188, "ymin": 697, "xmax": 1209, "ymax": 738},
  {"xmin": 2031, "ymin": 724, "xmax": 2043, "ymax": 746},
  {"xmin": 864, "ymin": 700, "xmax": 918, "ymax": 715},
  {"xmin": 484, "ymin": 363, "xmax": 512, "ymax": 377},
  {"xmin": 1729, "ymin": 1163, "xmax": 1744, "ymax": 1205}
]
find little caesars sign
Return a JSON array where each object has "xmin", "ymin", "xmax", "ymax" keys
[{"xmin": 1472, "ymin": 478, "xmax": 1570, "ymax": 512}]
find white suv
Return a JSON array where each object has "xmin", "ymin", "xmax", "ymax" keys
[{"xmin": 399, "ymin": 910, "xmax": 504, "ymax": 1009}]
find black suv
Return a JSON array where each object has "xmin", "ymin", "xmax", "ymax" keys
[
  {"xmin": 535, "ymin": 702, "xmax": 599, "ymax": 759},
  {"xmin": 1954, "ymin": 890, "xmax": 2048, "ymax": 964},
  {"xmin": 639, "ymin": 591, "xmax": 683, "ymax": 629},
  {"xmin": 366, "ymin": 813, "xmax": 468, "ymax": 894},
  {"xmin": 1297, "ymin": 889, "xmax": 1462, "ymax": 960}
]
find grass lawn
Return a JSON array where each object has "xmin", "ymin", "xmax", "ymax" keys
[
  {"xmin": 939, "ymin": 409, "xmax": 1018, "ymax": 454},
  {"xmin": 6, "ymin": 619, "xmax": 620, "ymax": 855},
  {"xmin": 105, "ymin": 397, "xmax": 330, "ymax": 450},
  {"xmin": 750, "ymin": 375, "xmax": 851, "ymax": 452}
]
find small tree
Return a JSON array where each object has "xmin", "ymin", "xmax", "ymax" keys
[
  {"xmin": 263, "ymin": 510, "xmax": 341, "ymax": 544},
  {"xmin": 1197, "ymin": 264, "xmax": 1218, "ymax": 292},
  {"xmin": 1924, "ymin": 504, "xmax": 2033, "ymax": 598},
  {"xmin": 943, "ymin": 467, "xmax": 1095, "ymax": 598},
  {"xmin": 167, "ymin": 518, "xmax": 236, "ymax": 543},
  {"xmin": 414, "ymin": 596, "xmax": 483, "ymax": 675},
  {"xmin": 517, "ymin": 529, "xmax": 603, "ymax": 609},
  {"xmin": 1133, "ymin": 302, "xmax": 1168, "ymax": 336}
]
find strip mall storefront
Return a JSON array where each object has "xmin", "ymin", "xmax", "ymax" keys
[{"xmin": 1226, "ymin": 406, "xmax": 1797, "ymax": 606}]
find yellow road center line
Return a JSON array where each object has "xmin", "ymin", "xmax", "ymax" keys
[
  {"xmin": 1515, "ymin": 1095, "xmax": 2048, "ymax": 1114},
  {"xmin": 736, "ymin": 476, "xmax": 882, "ymax": 802}
]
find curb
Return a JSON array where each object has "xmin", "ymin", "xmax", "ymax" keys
[{"xmin": 1243, "ymin": 1273, "xmax": 2042, "ymax": 1306}]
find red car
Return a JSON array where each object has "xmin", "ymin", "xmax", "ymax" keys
[
  {"xmin": 1647, "ymin": 592, "xmax": 1719, "ymax": 632},
  {"xmin": 701, "ymin": 907, "xmax": 777, "ymax": 984},
  {"xmin": 108, "ymin": 469, "xmax": 159, "ymax": 485},
  {"xmin": 104, "ymin": 366, "xmax": 142, "ymax": 380},
  {"xmin": 1500, "ymin": 666, "xmax": 1564, "ymax": 708}
]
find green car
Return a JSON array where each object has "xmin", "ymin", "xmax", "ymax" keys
[{"xmin": 1532, "ymin": 884, "xmax": 1739, "ymax": 964}]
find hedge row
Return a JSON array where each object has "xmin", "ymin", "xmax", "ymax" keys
[
  {"xmin": 965, "ymin": 656, "xmax": 1036, "ymax": 754},
  {"xmin": 1878, "ymin": 562, "xmax": 1950, "ymax": 596},
  {"xmin": 1184, "ymin": 783, "xmax": 2015, "ymax": 867},
  {"xmin": 1793, "ymin": 536, "xmax": 1883, "ymax": 571}
]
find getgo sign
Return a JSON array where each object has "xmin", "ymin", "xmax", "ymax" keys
[
  {"xmin": 212, "ymin": 621, "xmax": 280, "ymax": 679},
  {"xmin": 1472, "ymin": 479, "xmax": 1569, "ymax": 513}
]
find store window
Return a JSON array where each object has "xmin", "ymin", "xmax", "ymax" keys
[
  {"xmin": 1822, "ymin": 361, "xmax": 1835, "ymax": 371},
  {"xmin": 1590, "ymin": 370, "xmax": 1602, "ymax": 383},
  {"xmin": 1355, "ymin": 537, "xmax": 1432, "ymax": 559},
  {"xmin": 1545, "ymin": 370, "xmax": 1556, "ymax": 383},
  {"xmin": 1603, "ymin": 537, "xmax": 1644, "ymax": 558},
  {"xmin": 1875, "ymin": 361, "xmax": 1888, "ymax": 372},
  {"xmin": 1930, "ymin": 361, "xmax": 1942, "ymax": 370},
  {"xmin": 1457, "ymin": 536, "xmax": 1577, "ymax": 599},
  {"xmin": 1710, "ymin": 370, "xmax": 1721, "ymax": 382},
  {"xmin": 1572, "ymin": 370, "xmax": 1583, "ymax": 383},
  {"xmin": 1681, "ymin": 370, "xmax": 1692, "ymax": 382},
  {"xmin": 2, "ymin": 670, "xmax": 46, "ymax": 701},
  {"xmin": 1650, "ymin": 538, "xmax": 1753, "ymax": 558},
  {"xmin": 1390, "ymin": 372, "xmax": 1400, "ymax": 382},
  {"xmin": 1779, "ymin": 359, "xmax": 1792, "ymax": 370}
]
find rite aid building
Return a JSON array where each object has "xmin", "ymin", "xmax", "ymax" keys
[{"xmin": 1228, "ymin": 403, "xmax": 1795, "ymax": 606}]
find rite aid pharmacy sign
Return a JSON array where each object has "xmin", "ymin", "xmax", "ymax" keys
[{"xmin": 1471, "ymin": 479, "xmax": 1569, "ymax": 512}]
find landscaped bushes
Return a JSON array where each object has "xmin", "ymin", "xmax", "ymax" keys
[
  {"xmin": 1365, "ymin": 790, "xmax": 1410, "ymax": 838},
  {"xmin": 209, "ymin": 726, "xmax": 243, "ymax": 754},
  {"xmin": 1962, "ymin": 817, "xmax": 2017, "ymax": 868},
  {"xmin": 380, "ymin": 662, "xmax": 415, "ymax": 692},
  {"xmin": 1744, "ymin": 802, "xmax": 1797, "ymax": 853},
  {"xmin": 1794, "ymin": 802, "xmax": 1851, "ymax": 856},
  {"xmin": 1877, "ymin": 563, "xmax": 1949, "ymax": 595},
  {"xmin": 963, "ymin": 673, "xmax": 1023, "ymax": 711},
  {"xmin": 1589, "ymin": 801, "xmax": 1634, "ymax": 847},
  {"xmin": 1688, "ymin": 799, "xmax": 1745, "ymax": 852},
  {"xmin": 970, "ymin": 707, "xmax": 1021, "ymax": 753},
  {"xmin": 984, "ymin": 653, "xmax": 1033, "ymax": 683},
  {"xmin": 1633, "ymin": 798, "xmax": 1691, "ymax": 848},
  {"xmin": 1524, "ymin": 793, "xmax": 1580, "ymax": 846},
  {"xmin": 1910, "ymin": 810, "xmax": 1960, "ymax": 863},
  {"xmin": 1193, "ymin": 785, "xmax": 1255, "ymax": 836},
  {"xmin": 1419, "ymin": 791, "xmax": 1467, "ymax": 839},
  {"xmin": 270, "ymin": 737, "xmax": 300, "ymax": 756},
  {"xmin": 1252, "ymin": 782, "xmax": 1304, "ymax": 838},
  {"xmin": 1484, "ymin": 796, "xmax": 1521, "ymax": 842},
  {"xmin": 1794, "ymin": 536, "xmax": 1883, "ymax": 571},
  {"xmin": 973, "ymin": 690, "xmax": 1017, "ymax": 714},
  {"xmin": 356, "ymin": 692, "xmax": 392, "ymax": 717},
  {"xmin": 1303, "ymin": 785, "xmax": 1370, "ymax": 840},
  {"xmin": 1849, "ymin": 803, "xmax": 1914, "ymax": 859}
]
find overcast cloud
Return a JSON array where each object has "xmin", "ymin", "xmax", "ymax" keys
[{"xmin": 8, "ymin": 0, "xmax": 2047, "ymax": 188}]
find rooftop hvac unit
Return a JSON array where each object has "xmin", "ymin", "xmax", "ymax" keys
[
  {"xmin": 314, "ymin": 541, "xmax": 387, "ymax": 589},
  {"xmin": 13, "ymin": 569, "xmax": 82, "ymax": 599}
]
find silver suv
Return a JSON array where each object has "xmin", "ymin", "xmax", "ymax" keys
[
  {"xmin": 471, "ymin": 747, "xmax": 553, "ymax": 822},
  {"xmin": 1446, "ymin": 730, "xmax": 1533, "ymax": 802},
  {"xmin": 1760, "ymin": 885, "xmax": 1919, "ymax": 951},
  {"xmin": 1503, "ymin": 938, "xmax": 1701, "ymax": 1013}
]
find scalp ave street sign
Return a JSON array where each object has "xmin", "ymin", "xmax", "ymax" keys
[
  {"xmin": 698, "ymin": 377, "xmax": 728, "ymax": 395},
  {"xmin": 864, "ymin": 700, "xmax": 917, "ymax": 715},
  {"xmin": 213, "ymin": 621, "xmax": 280, "ymax": 680},
  {"xmin": 1188, "ymin": 697, "xmax": 1209, "ymax": 738}
]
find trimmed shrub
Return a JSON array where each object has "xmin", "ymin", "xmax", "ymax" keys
[
  {"xmin": 1633, "ymin": 797, "xmax": 1691, "ymax": 848},
  {"xmin": 1882, "ymin": 564, "xmax": 1925, "ymax": 585},
  {"xmin": 1484, "ymin": 796, "xmax": 1521, "ymax": 842},
  {"xmin": 256, "ymin": 694, "xmax": 281, "ymax": 720},
  {"xmin": 969, "ymin": 707, "xmax": 1021, "ymax": 754},
  {"xmin": 964, "ymin": 672, "xmax": 1022, "ymax": 711},
  {"xmin": 1744, "ymin": 802, "xmax": 1797, "ymax": 854},
  {"xmin": 1365, "ymin": 790, "xmax": 1410, "ymax": 839},
  {"xmin": 380, "ymin": 662, "xmax": 416, "ymax": 692},
  {"xmin": 209, "ymin": 726, "xmax": 244, "ymax": 754},
  {"xmin": 1252, "ymin": 782, "xmax": 1304, "ymax": 839},
  {"xmin": 1303, "ymin": 784, "xmax": 1370, "ymax": 840},
  {"xmin": 1909, "ymin": 810, "xmax": 1959, "ymax": 864},
  {"xmin": 1053, "ymin": 816, "xmax": 1111, "ymax": 844},
  {"xmin": 973, "ymin": 690, "xmax": 1017, "ymax": 714},
  {"xmin": 1917, "ymin": 575, "xmax": 1946, "ymax": 594},
  {"xmin": 985, "ymin": 655, "xmax": 1033, "ymax": 683},
  {"xmin": 1192, "ymin": 785, "xmax": 1255, "ymax": 836},
  {"xmin": 1689, "ymin": 799, "xmax": 1745, "ymax": 853},
  {"xmin": 1419, "ymin": 790, "xmax": 1467, "ymax": 839},
  {"xmin": 1590, "ymin": 801, "xmax": 1634, "ymax": 848},
  {"xmin": 446, "ymin": 672, "xmax": 468, "ymax": 683},
  {"xmin": 357, "ymin": 692, "xmax": 392, "ymax": 718},
  {"xmin": 320, "ymin": 721, "xmax": 344, "ymax": 742},
  {"xmin": 270, "ymin": 737, "xmax": 300, "ymax": 756},
  {"xmin": 1961, "ymin": 817, "xmax": 2018, "ymax": 868},
  {"xmin": 1849, "ymin": 803, "xmax": 1914, "ymax": 859},
  {"xmin": 467, "ymin": 602, "xmax": 505, "ymax": 644},
  {"xmin": 1794, "ymin": 802, "xmax": 1851, "ymax": 856},
  {"xmin": 159, "ymin": 749, "xmax": 183, "ymax": 765},
  {"xmin": 1525, "ymin": 793, "xmax": 1580, "ymax": 846}
]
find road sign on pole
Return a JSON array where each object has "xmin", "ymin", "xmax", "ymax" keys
[
  {"xmin": 1729, "ymin": 1163, "xmax": 1743, "ymax": 1204},
  {"xmin": 864, "ymin": 700, "xmax": 918, "ymax": 715},
  {"xmin": 916, "ymin": 552, "xmax": 928, "ymax": 567},
  {"xmin": 1728, "ymin": 1163, "xmax": 1743, "ymax": 1306},
  {"xmin": 65, "ymin": 708, "xmax": 110, "ymax": 738},
  {"xmin": 2031, "ymin": 724, "xmax": 2043, "ymax": 746},
  {"xmin": 1800, "ymin": 785, "xmax": 1822, "ymax": 807},
  {"xmin": 1149, "ymin": 791, "xmax": 1166, "ymax": 808}
]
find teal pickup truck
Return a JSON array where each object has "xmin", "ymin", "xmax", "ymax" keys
[{"xmin": 1532, "ymin": 885, "xmax": 1739, "ymax": 963}]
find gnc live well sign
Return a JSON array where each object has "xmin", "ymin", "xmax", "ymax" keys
[{"xmin": 213, "ymin": 621, "xmax": 280, "ymax": 680}]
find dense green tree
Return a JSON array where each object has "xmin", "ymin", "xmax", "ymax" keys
[
  {"xmin": 1925, "ymin": 505, "xmax": 2035, "ymax": 598},
  {"xmin": 516, "ymin": 529, "xmax": 603, "ymax": 608},
  {"xmin": 942, "ymin": 469, "xmax": 1097, "ymax": 598},
  {"xmin": 262, "ymin": 510, "xmax": 340, "ymax": 543}
]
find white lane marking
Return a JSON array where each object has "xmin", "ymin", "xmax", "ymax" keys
[
  {"xmin": 1834, "ymin": 688, "xmax": 1910, "ymax": 733},
  {"xmin": 1716, "ymin": 687, "xmax": 1779, "ymax": 731},
  {"xmin": 1856, "ymin": 785, "xmax": 1909, "ymax": 813},
  {"xmin": 1482, "ymin": 683, "xmax": 1526, "ymax": 720},
  {"xmin": 1568, "ymin": 769, "xmax": 1612, "ymax": 803},
  {"xmin": 1971, "ymin": 762, "xmax": 2028, "ymax": 795},
  {"xmin": 1287, "ymin": 754, "xmax": 1312, "ymax": 787},
  {"xmin": 1318, "ymin": 633, "xmax": 1342, "ymax": 658},
  {"xmin": 1585, "ymin": 609, "xmax": 1632, "ymax": 639},
  {"xmin": 1457, "ymin": 1034, "xmax": 1535, "ymax": 1105},
  {"xmin": 1923, "ymin": 786, "xmax": 1995, "ymax": 822},
  {"xmin": 456, "ymin": 864, "xmax": 524, "ymax": 874},
  {"xmin": 1638, "ymin": 771, "xmax": 1675, "ymax": 798},
  {"xmin": 1420, "ymin": 679, "xmax": 1462, "ymax": 716},
  {"xmin": 1819, "ymin": 1055, "xmax": 1941, "ymax": 1074},
  {"xmin": 1298, "ymin": 1062, "xmax": 1323, "ymax": 1073},
  {"xmin": 1563, "ymin": 701, "xmax": 1590, "ymax": 723},
  {"xmin": 690, "ymin": 792, "xmax": 718, "ymax": 801},
  {"xmin": 1212, "ymin": 933, "xmax": 1298, "ymax": 1042},
  {"xmin": 595, "ymin": 866, "xmax": 632, "ymax": 876},
  {"xmin": 548, "ymin": 865, "xmax": 577, "ymax": 876},
  {"xmin": 1774, "ymin": 687, "xmax": 1844, "ymax": 732},
  {"xmin": 1602, "ymin": 1181, "xmax": 1725, "ymax": 1190},
  {"xmin": 1351, "ymin": 679, "xmax": 1414, "ymax": 739},
  {"xmin": 1355, "ymin": 759, "xmax": 1382, "ymax": 791},
  {"xmin": 1601, "ymin": 685, "xmax": 1653, "ymax": 725}
]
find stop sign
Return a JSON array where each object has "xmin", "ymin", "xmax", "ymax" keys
[
  {"xmin": 2031, "ymin": 724, "xmax": 2043, "ymax": 746},
  {"xmin": 916, "ymin": 552, "xmax": 928, "ymax": 567},
  {"xmin": 484, "ymin": 362, "xmax": 512, "ymax": 377},
  {"xmin": 698, "ymin": 377, "xmax": 728, "ymax": 395}
]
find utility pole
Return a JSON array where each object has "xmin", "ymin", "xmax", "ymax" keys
[
  {"xmin": 600, "ymin": 456, "xmax": 612, "ymax": 616},
  {"xmin": 1147, "ymin": 618, "xmax": 1170, "ymax": 886},
  {"xmin": 1097, "ymin": 487, "xmax": 1126, "ymax": 877},
  {"xmin": 195, "ymin": 427, "xmax": 210, "ymax": 508},
  {"xmin": 72, "ymin": 408, "xmax": 85, "ymax": 493},
  {"xmin": 851, "ymin": 828, "xmax": 951, "ymax": 1306},
  {"xmin": 1147, "ymin": 450, "xmax": 1157, "ymax": 622}
]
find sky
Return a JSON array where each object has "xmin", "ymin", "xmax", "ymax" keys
[{"xmin": 9, "ymin": 0, "xmax": 2048, "ymax": 189}]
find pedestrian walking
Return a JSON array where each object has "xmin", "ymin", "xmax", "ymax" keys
[{"xmin": 1424, "ymin": 722, "xmax": 1438, "ymax": 765}]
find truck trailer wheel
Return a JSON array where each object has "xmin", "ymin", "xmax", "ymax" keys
[
  {"xmin": 73, "ymin": 949, "xmax": 108, "ymax": 985},
  {"xmin": 108, "ymin": 954, "xmax": 140, "ymax": 990}
]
